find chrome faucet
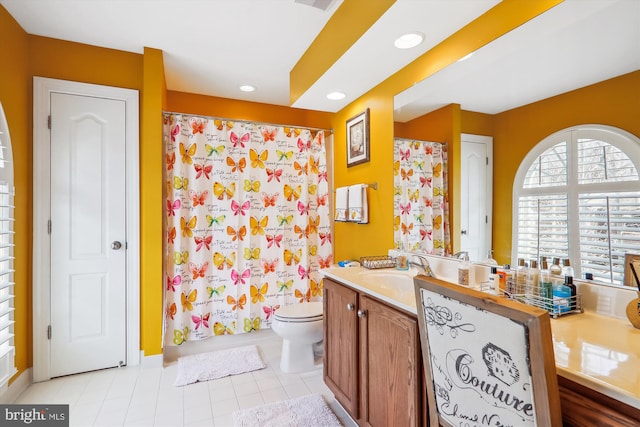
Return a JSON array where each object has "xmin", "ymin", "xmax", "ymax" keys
[
  {"xmin": 409, "ymin": 254, "xmax": 437, "ymax": 278},
  {"xmin": 452, "ymin": 251, "xmax": 469, "ymax": 260}
]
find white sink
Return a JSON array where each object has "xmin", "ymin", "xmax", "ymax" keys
[{"xmin": 357, "ymin": 269, "xmax": 417, "ymax": 293}]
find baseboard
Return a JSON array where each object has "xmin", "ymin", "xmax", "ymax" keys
[
  {"xmin": 0, "ymin": 368, "xmax": 31, "ymax": 404},
  {"xmin": 141, "ymin": 352, "xmax": 163, "ymax": 369}
]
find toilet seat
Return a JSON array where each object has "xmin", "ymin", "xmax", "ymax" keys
[{"xmin": 274, "ymin": 302, "xmax": 323, "ymax": 323}]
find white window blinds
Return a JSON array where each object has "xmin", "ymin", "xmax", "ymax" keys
[
  {"xmin": 0, "ymin": 102, "xmax": 15, "ymax": 387},
  {"xmin": 514, "ymin": 127, "xmax": 640, "ymax": 285}
]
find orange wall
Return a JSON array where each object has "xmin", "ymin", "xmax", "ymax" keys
[
  {"xmin": 29, "ymin": 36, "xmax": 142, "ymax": 90},
  {"xmin": 492, "ymin": 71, "xmax": 640, "ymax": 264},
  {"xmin": 0, "ymin": 6, "xmax": 32, "ymax": 380},
  {"xmin": 461, "ymin": 110, "xmax": 494, "ymax": 136},
  {"xmin": 166, "ymin": 91, "xmax": 333, "ymax": 130},
  {"xmin": 141, "ymin": 47, "xmax": 166, "ymax": 356},
  {"xmin": 331, "ymin": 89, "xmax": 395, "ymax": 261}
]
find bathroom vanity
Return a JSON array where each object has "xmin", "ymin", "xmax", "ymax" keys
[
  {"xmin": 320, "ymin": 266, "xmax": 640, "ymax": 427},
  {"xmin": 323, "ymin": 277, "xmax": 421, "ymax": 426}
]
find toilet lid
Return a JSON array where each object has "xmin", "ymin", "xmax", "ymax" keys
[{"xmin": 274, "ymin": 302, "xmax": 323, "ymax": 321}]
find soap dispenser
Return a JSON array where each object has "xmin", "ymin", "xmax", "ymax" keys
[{"xmin": 457, "ymin": 253, "xmax": 470, "ymax": 286}]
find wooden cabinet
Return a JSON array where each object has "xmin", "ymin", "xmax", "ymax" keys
[
  {"xmin": 558, "ymin": 376, "xmax": 640, "ymax": 427},
  {"xmin": 323, "ymin": 276, "xmax": 640, "ymax": 426},
  {"xmin": 323, "ymin": 278, "xmax": 422, "ymax": 426},
  {"xmin": 323, "ymin": 278, "xmax": 359, "ymax": 417}
]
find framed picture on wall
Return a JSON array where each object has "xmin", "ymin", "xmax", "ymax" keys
[{"xmin": 346, "ymin": 108, "xmax": 370, "ymax": 167}]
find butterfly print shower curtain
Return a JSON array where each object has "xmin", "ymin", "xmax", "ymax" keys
[
  {"xmin": 393, "ymin": 138, "xmax": 451, "ymax": 255},
  {"xmin": 164, "ymin": 114, "xmax": 332, "ymax": 345}
]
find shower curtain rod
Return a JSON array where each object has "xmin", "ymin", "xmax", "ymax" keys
[
  {"xmin": 395, "ymin": 137, "xmax": 447, "ymax": 145},
  {"xmin": 163, "ymin": 110, "xmax": 333, "ymax": 134}
]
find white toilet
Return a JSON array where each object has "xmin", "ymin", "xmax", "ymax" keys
[{"xmin": 271, "ymin": 301, "xmax": 323, "ymax": 373}]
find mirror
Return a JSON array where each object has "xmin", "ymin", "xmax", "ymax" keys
[
  {"xmin": 393, "ymin": 138, "xmax": 450, "ymax": 255},
  {"xmin": 392, "ymin": 1, "xmax": 640, "ymax": 285}
]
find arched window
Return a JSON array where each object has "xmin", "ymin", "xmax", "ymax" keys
[
  {"xmin": 0, "ymin": 102, "xmax": 15, "ymax": 387},
  {"xmin": 513, "ymin": 125, "xmax": 640, "ymax": 285}
]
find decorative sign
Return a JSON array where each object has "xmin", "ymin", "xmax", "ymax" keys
[{"xmin": 414, "ymin": 277, "xmax": 562, "ymax": 427}]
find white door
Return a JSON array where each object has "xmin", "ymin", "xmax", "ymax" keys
[
  {"xmin": 49, "ymin": 92, "xmax": 127, "ymax": 377},
  {"xmin": 460, "ymin": 134, "xmax": 493, "ymax": 262}
]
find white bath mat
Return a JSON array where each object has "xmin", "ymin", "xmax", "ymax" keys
[
  {"xmin": 174, "ymin": 344, "xmax": 265, "ymax": 386},
  {"xmin": 232, "ymin": 393, "xmax": 342, "ymax": 427}
]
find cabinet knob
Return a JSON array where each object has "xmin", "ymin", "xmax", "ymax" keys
[
  {"xmin": 346, "ymin": 303, "xmax": 355, "ymax": 311},
  {"xmin": 357, "ymin": 309, "xmax": 366, "ymax": 318}
]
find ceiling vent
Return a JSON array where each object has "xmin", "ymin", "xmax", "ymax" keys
[{"xmin": 295, "ymin": 0, "xmax": 336, "ymax": 11}]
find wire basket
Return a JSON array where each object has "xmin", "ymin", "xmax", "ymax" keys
[
  {"xmin": 360, "ymin": 255, "xmax": 396, "ymax": 269},
  {"xmin": 479, "ymin": 281, "xmax": 584, "ymax": 318}
]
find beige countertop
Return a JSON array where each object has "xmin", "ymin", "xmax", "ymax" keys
[{"xmin": 320, "ymin": 266, "xmax": 640, "ymax": 410}]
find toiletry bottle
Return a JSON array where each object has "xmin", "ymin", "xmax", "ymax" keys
[
  {"xmin": 564, "ymin": 275, "xmax": 577, "ymax": 311},
  {"xmin": 497, "ymin": 266, "xmax": 507, "ymax": 292},
  {"xmin": 552, "ymin": 281, "xmax": 571, "ymax": 314},
  {"xmin": 483, "ymin": 250, "xmax": 498, "ymax": 266},
  {"xmin": 503, "ymin": 264, "xmax": 515, "ymax": 297},
  {"xmin": 458, "ymin": 253, "xmax": 470, "ymax": 286},
  {"xmin": 489, "ymin": 266, "xmax": 500, "ymax": 294},
  {"xmin": 550, "ymin": 257, "xmax": 563, "ymax": 277},
  {"xmin": 395, "ymin": 255, "xmax": 409, "ymax": 271},
  {"xmin": 516, "ymin": 258, "xmax": 528, "ymax": 294},
  {"xmin": 562, "ymin": 258, "xmax": 574, "ymax": 278},
  {"xmin": 539, "ymin": 261, "xmax": 553, "ymax": 311},
  {"xmin": 527, "ymin": 259, "xmax": 540, "ymax": 297}
]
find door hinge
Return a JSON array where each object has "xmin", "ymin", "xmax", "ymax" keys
[
  {"xmin": 47, "ymin": 325, "xmax": 51, "ymax": 340},
  {"xmin": 47, "ymin": 115, "xmax": 51, "ymax": 130},
  {"xmin": 486, "ymin": 156, "xmax": 489, "ymax": 166},
  {"xmin": 47, "ymin": 220, "xmax": 51, "ymax": 235}
]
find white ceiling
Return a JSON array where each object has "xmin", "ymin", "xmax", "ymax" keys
[
  {"xmin": 2, "ymin": 0, "xmax": 638, "ymax": 119},
  {"xmin": 395, "ymin": 0, "xmax": 640, "ymax": 121}
]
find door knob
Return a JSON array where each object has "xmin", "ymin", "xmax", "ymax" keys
[
  {"xmin": 111, "ymin": 241, "xmax": 122, "ymax": 250},
  {"xmin": 461, "ymin": 230, "xmax": 468, "ymax": 235}
]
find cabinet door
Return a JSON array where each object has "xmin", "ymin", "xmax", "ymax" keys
[
  {"xmin": 323, "ymin": 278, "xmax": 359, "ymax": 418},
  {"xmin": 359, "ymin": 296, "xmax": 421, "ymax": 427}
]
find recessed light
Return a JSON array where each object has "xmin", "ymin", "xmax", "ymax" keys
[
  {"xmin": 239, "ymin": 85, "xmax": 255, "ymax": 92},
  {"xmin": 394, "ymin": 32, "xmax": 424, "ymax": 49},
  {"xmin": 326, "ymin": 91, "xmax": 346, "ymax": 100}
]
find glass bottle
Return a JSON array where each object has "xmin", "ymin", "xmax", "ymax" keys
[
  {"xmin": 562, "ymin": 258, "xmax": 574, "ymax": 278},
  {"xmin": 503, "ymin": 264, "xmax": 515, "ymax": 297},
  {"xmin": 539, "ymin": 261, "xmax": 553, "ymax": 311},
  {"xmin": 483, "ymin": 250, "xmax": 498, "ymax": 266},
  {"xmin": 457, "ymin": 253, "xmax": 470, "ymax": 286},
  {"xmin": 516, "ymin": 258, "xmax": 528, "ymax": 294},
  {"xmin": 527, "ymin": 259, "xmax": 540, "ymax": 294},
  {"xmin": 549, "ymin": 257, "xmax": 562, "ymax": 277}
]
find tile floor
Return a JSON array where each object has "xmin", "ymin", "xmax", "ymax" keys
[{"xmin": 12, "ymin": 329, "xmax": 357, "ymax": 426}]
